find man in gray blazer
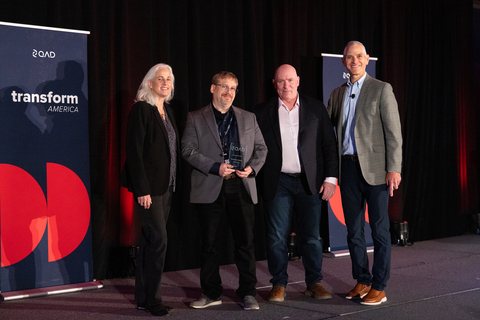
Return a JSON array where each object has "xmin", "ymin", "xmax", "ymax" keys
[
  {"xmin": 327, "ymin": 41, "xmax": 402, "ymax": 306},
  {"xmin": 182, "ymin": 71, "xmax": 267, "ymax": 311}
]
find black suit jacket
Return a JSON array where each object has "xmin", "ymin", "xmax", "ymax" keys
[
  {"xmin": 254, "ymin": 95, "xmax": 338, "ymax": 201},
  {"xmin": 121, "ymin": 100, "xmax": 180, "ymax": 198}
]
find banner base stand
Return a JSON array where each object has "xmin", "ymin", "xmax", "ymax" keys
[
  {"xmin": 0, "ymin": 280, "xmax": 103, "ymax": 301},
  {"xmin": 325, "ymin": 246, "xmax": 374, "ymax": 258}
]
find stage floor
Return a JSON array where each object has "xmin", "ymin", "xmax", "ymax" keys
[{"xmin": 1, "ymin": 234, "xmax": 479, "ymax": 319}]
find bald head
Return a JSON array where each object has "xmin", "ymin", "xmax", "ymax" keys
[
  {"xmin": 273, "ymin": 64, "xmax": 300, "ymax": 108},
  {"xmin": 274, "ymin": 64, "xmax": 298, "ymax": 79}
]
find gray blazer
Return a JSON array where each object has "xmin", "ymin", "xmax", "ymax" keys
[
  {"xmin": 327, "ymin": 74, "xmax": 402, "ymax": 186},
  {"xmin": 182, "ymin": 104, "xmax": 267, "ymax": 204}
]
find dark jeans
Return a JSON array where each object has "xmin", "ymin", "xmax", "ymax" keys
[
  {"xmin": 266, "ymin": 173, "xmax": 324, "ymax": 287},
  {"xmin": 135, "ymin": 189, "xmax": 172, "ymax": 309},
  {"xmin": 196, "ymin": 178, "xmax": 257, "ymax": 299},
  {"xmin": 341, "ymin": 157, "xmax": 391, "ymax": 291}
]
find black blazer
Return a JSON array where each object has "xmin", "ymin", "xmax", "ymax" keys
[
  {"xmin": 121, "ymin": 100, "xmax": 180, "ymax": 198},
  {"xmin": 254, "ymin": 95, "xmax": 338, "ymax": 201}
]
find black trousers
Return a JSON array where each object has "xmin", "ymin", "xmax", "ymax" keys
[
  {"xmin": 195, "ymin": 178, "xmax": 257, "ymax": 299},
  {"xmin": 135, "ymin": 188, "xmax": 172, "ymax": 309}
]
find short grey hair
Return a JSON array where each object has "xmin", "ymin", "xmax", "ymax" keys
[
  {"xmin": 135, "ymin": 63, "xmax": 175, "ymax": 105},
  {"xmin": 343, "ymin": 41, "xmax": 368, "ymax": 57}
]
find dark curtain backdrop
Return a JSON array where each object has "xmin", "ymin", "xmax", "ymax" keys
[{"xmin": 0, "ymin": 0, "xmax": 476, "ymax": 280}]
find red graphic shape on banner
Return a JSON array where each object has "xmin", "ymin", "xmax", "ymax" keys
[
  {"xmin": 47, "ymin": 163, "xmax": 90, "ymax": 262},
  {"xmin": 120, "ymin": 186, "xmax": 137, "ymax": 246},
  {"xmin": 0, "ymin": 164, "xmax": 48, "ymax": 267},
  {"xmin": 330, "ymin": 184, "xmax": 369, "ymax": 225},
  {"xmin": 0, "ymin": 163, "xmax": 90, "ymax": 267}
]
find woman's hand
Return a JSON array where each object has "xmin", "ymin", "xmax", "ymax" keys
[{"xmin": 137, "ymin": 194, "xmax": 152, "ymax": 209}]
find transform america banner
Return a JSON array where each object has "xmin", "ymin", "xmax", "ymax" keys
[{"xmin": 0, "ymin": 21, "xmax": 93, "ymax": 293}]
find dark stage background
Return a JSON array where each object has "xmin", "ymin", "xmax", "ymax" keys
[{"xmin": 0, "ymin": 0, "xmax": 478, "ymax": 280}]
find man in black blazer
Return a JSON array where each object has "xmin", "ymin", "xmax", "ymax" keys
[{"xmin": 255, "ymin": 64, "xmax": 338, "ymax": 302}]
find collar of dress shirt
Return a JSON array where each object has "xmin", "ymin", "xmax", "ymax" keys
[
  {"xmin": 347, "ymin": 72, "xmax": 367, "ymax": 91},
  {"xmin": 278, "ymin": 95, "xmax": 300, "ymax": 111}
]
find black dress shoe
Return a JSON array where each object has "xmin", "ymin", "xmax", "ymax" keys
[
  {"xmin": 148, "ymin": 305, "xmax": 173, "ymax": 317},
  {"xmin": 159, "ymin": 305, "xmax": 174, "ymax": 312},
  {"xmin": 149, "ymin": 307, "xmax": 169, "ymax": 317}
]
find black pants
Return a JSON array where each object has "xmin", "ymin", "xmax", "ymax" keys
[
  {"xmin": 195, "ymin": 178, "xmax": 257, "ymax": 299},
  {"xmin": 135, "ymin": 188, "xmax": 172, "ymax": 309}
]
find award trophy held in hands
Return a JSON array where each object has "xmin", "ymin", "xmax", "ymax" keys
[{"xmin": 228, "ymin": 142, "xmax": 246, "ymax": 170}]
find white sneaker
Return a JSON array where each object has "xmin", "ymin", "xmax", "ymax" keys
[{"xmin": 190, "ymin": 294, "xmax": 222, "ymax": 309}]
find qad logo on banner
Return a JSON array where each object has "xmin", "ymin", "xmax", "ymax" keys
[{"xmin": 0, "ymin": 163, "xmax": 90, "ymax": 267}]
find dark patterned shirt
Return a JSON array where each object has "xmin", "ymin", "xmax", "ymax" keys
[{"xmin": 162, "ymin": 110, "xmax": 177, "ymax": 188}]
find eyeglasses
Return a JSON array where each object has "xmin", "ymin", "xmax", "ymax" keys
[{"xmin": 215, "ymin": 84, "xmax": 239, "ymax": 94}]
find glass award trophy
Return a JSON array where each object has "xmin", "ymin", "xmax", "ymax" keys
[{"xmin": 228, "ymin": 142, "xmax": 246, "ymax": 170}]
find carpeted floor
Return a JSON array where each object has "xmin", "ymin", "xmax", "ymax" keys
[{"xmin": 1, "ymin": 234, "xmax": 479, "ymax": 319}]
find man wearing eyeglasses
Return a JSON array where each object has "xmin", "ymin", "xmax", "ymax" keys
[{"xmin": 182, "ymin": 71, "xmax": 267, "ymax": 311}]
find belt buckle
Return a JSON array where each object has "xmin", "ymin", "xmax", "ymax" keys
[
  {"xmin": 223, "ymin": 173, "xmax": 236, "ymax": 180},
  {"xmin": 283, "ymin": 172, "xmax": 301, "ymax": 178},
  {"xmin": 343, "ymin": 154, "xmax": 358, "ymax": 161}
]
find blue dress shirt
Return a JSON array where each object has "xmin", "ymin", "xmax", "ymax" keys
[{"xmin": 342, "ymin": 73, "xmax": 367, "ymax": 155}]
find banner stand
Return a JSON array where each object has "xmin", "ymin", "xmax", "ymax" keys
[
  {"xmin": 325, "ymin": 247, "xmax": 374, "ymax": 258},
  {"xmin": 0, "ymin": 22, "xmax": 96, "ymax": 298},
  {"xmin": 322, "ymin": 53, "xmax": 378, "ymax": 257},
  {"xmin": 1, "ymin": 280, "xmax": 103, "ymax": 301}
]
